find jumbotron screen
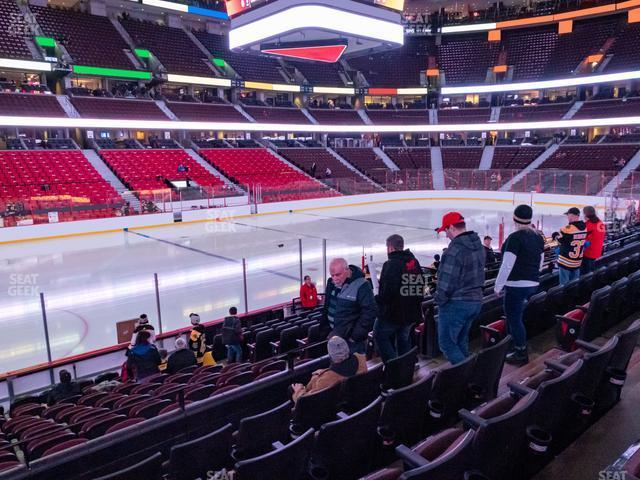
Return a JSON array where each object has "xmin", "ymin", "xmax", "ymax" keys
[{"xmin": 225, "ymin": 0, "xmax": 404, "ymax": 17}]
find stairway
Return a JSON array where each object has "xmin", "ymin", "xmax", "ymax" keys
[
  {"xmin": 184, "ymin": 148, "xmax": 243, "ymax": 193},
  {"xmin": 479, "ymin": 146, "xmax": 495, "ymax": 170},
  {"xmin": 326, "ymin": 148, "xmax": 381, "ymax": 188},
  {"xmin": 374, "ymin": 147, "xmax": 399, "ymax": 171},
  {"xmin": 430, "ymin": 147, "xmax": 445, "ymax": 189},
  {"xmin": 56, "ymin": 95, "xmax": 80, "ymax": 118},
  {"xmin": 599, "ymin": 149, "xmax": 640, "ymax": 195},
  {"xmin": 83, "ymin": 149, "xmax": 140, "ymax": 211},
  {"xmin": 500, "ymin": 144, "xmax": 560, "ymax": 191},
  {"xmin": 563, "ymin": 101, "xmax": 584, "ymax": 120},
  {"xmin": 490, "ymin": 107, "xmax": 501, "ymax": 123},
  {"xmin": 357, "ymin": 110, "xmax": 373, "ymax": 125},
  {"xmin": 429, "ymin": 109, "xmax": 438, "ymax": 125},
  {"xmin": 234, "ymin": 105, "xmax": 255, "ymax": 122},
  {"xmin": 301, "ymin": 108, "xmax": 319, "ymax": 125},
  {"xmin": 155, "ymin": 100, "xmax": 178, "ymax": 120}
]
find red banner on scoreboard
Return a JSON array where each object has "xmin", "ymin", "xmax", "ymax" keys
[
  {"xmin": 225, "ymin": 0, "xmax": 253, "ymax": 17},
  {"xmin": 374, "ymin": 0, "xmax": 404, "ymax": 11}
]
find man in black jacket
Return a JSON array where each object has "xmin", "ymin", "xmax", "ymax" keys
[
  {"xmin": 321, "ymin": 258, "xmax": 377, "ymax": 354},
  {"xmin": 373, "ymin": 234, "xmax": 424, "ymax": 362}
]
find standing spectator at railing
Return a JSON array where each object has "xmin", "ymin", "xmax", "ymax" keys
[
  {"xmin": 188, "ymin": 313, "xmax": 207, "ymax": 365},
  {"xmin": 582, "ymin": 206, "xmax": 605, "ymax": 274},
  {"xmin": 300, "ymin": 275, "xmax": 319, "ymax": 310},
  {"xmin": 556, "ymin": 207, "xmax": 587, "ymax": 284},
  {"xmin": 126, "ymin": 331, "xmax": 161, "ymax": 382},
  {"xmin": 434, "ymin": 212, "xmax": 485, "ymax": 365},
  {"xmin": 494, "ymin": 205, "xmax": 545, "ymax": 366},
  {"xmin": 483, "ymin": 236, "xmax": 497, "ymax": 265},
  {"xmin": 321, "ymin": 258, "xmax": 377, "ymax": 354},
  {"xmin": 222, "ymin": 307, "xmax": 243, "ymax": 363},
  {"xmin": 130, "ymin": 313, "xmax": 155, "ymax": 346}
]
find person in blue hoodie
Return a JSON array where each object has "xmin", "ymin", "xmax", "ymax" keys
[
  {"xmin": 126, "ymin": 330, "xmax": 161, "ymax": 382},
  {"xmin": 320, "ymin": 258, "xmax": 377, "ymax": 354}
]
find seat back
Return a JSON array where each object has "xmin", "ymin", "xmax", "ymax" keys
[
  {"xmin": 594, "ymin": 266, "xmax": 609, "ymax": 288},
  {"xmin": 235, "ymin": 428, "xmax": 314, "ymax": 480},
  {"xmin": 429, "ymin": 354, "xmax": 477, "ymax": 428},
  {"xmin": 627, "ymin": 271, "xmax": 640, "ymax": 310},
  {"xmin": 340, "ymin": 364, "xmax": 383, "ymax": 413},
  {"xmin": 312, "ymin": 398, "xmax": 383, "ymax": 480},
  {"xmin": 468, "ymin": 335, "xmax": 511, "ymax": 405},
  {"xmin": 533, "ymin": 359, "xmax": 584, "ymax": 435},
  {"xmin": 580, "ymin": 285, "xmax": 612, "ymax": 341},
  {"xmin": 402, "ymin": 430, "xmax": 475, "ymax": 480},
  {"xmin": 379, "ymin": 372, "xmax": 435, "ymax": 446},
  {"xmin": 522, "ymin": 292, "xmax": 551, "ymax": 333},
  {"xmin": 234, "ymin": 401, "xmax": 293, "ymax": 459},
  {"xmin": 382, "ymin": 347, "xmax": 418, "ymax": 390},
  {"xmin": 578, "ymin": 336, "xmax": 619, "ymax": 399},
  {"xmin": 168, "ymin": 423, "xmax": 233, "ymax": 480},
  {"xmin": 605, "ymin": 278, "xmax": 629, "ymax": 330},
  {"xmin": 610, "ymin": 319, "xmax": 640, "ymax": 373},
  {"xmin": 279, "ymin": 326, "xmax": 301, "ymax": 353},
  {"xmin": 94, "ymin": 452, "xmax": 163, "ymax": 480},
  {"xmin": 291, "ymin": 382, "xmax": 341, "ymax": 433},
  {"xmin": 255, "ymin": 330, "xmax": 276, "ymax": 361},
  {"xmin": 473, "ymin": 390, "xmax": 539, "ymax": 479}
]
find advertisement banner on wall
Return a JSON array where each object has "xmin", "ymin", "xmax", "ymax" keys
[{"xmin": 226, "ymin": 0, "xmax": 253, "ymax": 17}]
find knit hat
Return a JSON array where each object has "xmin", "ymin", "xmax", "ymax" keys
[
  {"xmin": 175, "ymin": 337, "xmax": 187, "ymax": 350},
  {"xmin": 139, "ymin": 314, "xmax": 148, "ymax": 325},
  {"xmin": 513, "ymin": 204, "xmax": 533, "ymax": 225},
  {"xmin": 189, "ymin": 313, "xmax": 200, "ymax": 325},
  {"xmin": 327, "ymin": 336, "xmax": 350, "ymax": 363}
]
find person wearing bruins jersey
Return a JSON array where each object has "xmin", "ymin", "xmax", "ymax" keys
[{"xmin": 557, "ymin": 207, "xmax": 587, "ymax": 285}]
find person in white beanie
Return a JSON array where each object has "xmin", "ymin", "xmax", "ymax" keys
[
  {"xmin": 129, "ymin": 313, "xmax": 156, "ymax": 347},
  {"xmin": 187, "ymin": 313, "xmax": 207, "ymax": 365},
  {"xmin": 167, "ymin": 337, "xmax": 197, "ymax": 374}
]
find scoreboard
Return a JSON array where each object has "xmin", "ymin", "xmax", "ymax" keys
[{"xmin": 225, "ymin": 0, "xmax": 404, "ymax": 17}]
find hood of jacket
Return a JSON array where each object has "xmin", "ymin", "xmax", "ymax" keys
[
  {"xmin": 451, "ymin": 231, "xmax": 483, "ymax": 252},
  {"xmin": 346, "ymin": 264, "xmax": 364, "ymax": 282},
  {"xmin": 388, "ymin": 249, "xmax": 417, "ymax": 263},
  {"xmin": 130, "ymin": 343, "xmax": 154, "ymax": 356}
]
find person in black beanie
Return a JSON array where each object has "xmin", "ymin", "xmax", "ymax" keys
[{"xmin": 494, "ymin": 204, "xmax": 546, "ymax": 365}]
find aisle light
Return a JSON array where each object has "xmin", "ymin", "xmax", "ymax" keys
[
  {"xmin": 441, "ymin": 70, "xmax": 640, "ymax": 94},
  {"xmin": 1, "ymin": 115, "xmax": 640, "ymax": 133},
  {"xmin": 229, "ymin": 5, "xmax": 404, "ymax": 50}
]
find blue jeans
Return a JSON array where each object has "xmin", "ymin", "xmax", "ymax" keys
[
  {"xmin": 227, "ymin": 343, "xmax": 242, "ymax": 363},
  {"xmin": 559, "ymin": 267, "xmax": 580, "ymax": 285},
  {"xmin": 503, "ymin": 286, "xmax": 538, "ymax": 350},
  {"xmin": 437, "ymin": 301, "xmax": 482, "ymax": 365},
  {"xmin": 373, "ymin": 318, "xmax": 412, "ymax": 363}
]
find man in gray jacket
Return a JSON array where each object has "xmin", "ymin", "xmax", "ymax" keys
[{"xmin": 435, "ymin": 212, "xmax": 486, "ymax": 364}]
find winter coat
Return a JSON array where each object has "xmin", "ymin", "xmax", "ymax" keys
[
  {"xmin": 320, "ymin": 265, "xmax": 377, "ymax": 344},
  {"xmin": 434, "ymin": 231, "xmax": 486, "ymax": 306},
  {"xmin": 376, "ymin": 249, "xmax": 424, "ymax": 326}
]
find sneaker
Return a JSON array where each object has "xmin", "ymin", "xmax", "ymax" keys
[{"xmin": 505, "ymin": 348, "xmax": 529, "ymax": 366}]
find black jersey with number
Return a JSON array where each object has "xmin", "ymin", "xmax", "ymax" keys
[{"xmin": 557, "ymin": 221, "xmax": 588, "ymax": 270}]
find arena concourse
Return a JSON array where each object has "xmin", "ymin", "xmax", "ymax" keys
[{"xmin": 1, "ymin": 0, "xmax": 640, "ymax": 478}]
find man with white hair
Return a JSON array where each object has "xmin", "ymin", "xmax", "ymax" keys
[
  {"xmin": 166, "ymin": 337, "xmax": 197, "ymax": 374},
  {"xmin": 320, "ymin": 258, "xmax": 377, "ymax": 354}
]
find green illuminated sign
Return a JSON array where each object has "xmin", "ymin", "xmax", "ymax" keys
[
  {"xmin": 72, "ymin": 65, "xmax": 152, "ymax": 80},
  {"xmin": 135, "ymin": 49, "xmax": 152, "ymax": 59},
  {"xmin": 35, "ymin": 36, "xmax": 56, "ymax": 48},
  {"xmin": 212, "ymin": 58, "xmax": 226, "ymax": 67}
]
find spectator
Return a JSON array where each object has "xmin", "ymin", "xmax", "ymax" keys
[
  {"xmin": 131, "ymin": 313, "xmax": 155, "ymax": 346},
  {"xmin": 483, "ymin": 235, "xmax": 497, "ymax": 265},
  {"xmin": 188, "ymin": 313, "xmax": 207, "ymax": 365},
  {"xmin": 434, "ymin": 212, "xmax": 485, "ymax": 364},
  {"xmin": 494, "ymin": 205, "xmax": 546, "ymax": 366},
  {"xmin": 300, "ymin": 275, "xmax": 319, "ymax": 309},
  {"xmin": 158, "ymin": 349, "xmax": 168, "ymax": 372},
  {"xmin": 166, "ymin": 338, "xmax": 196, "ymax": 374},
  {"xmin": 582, "ymin": 206, "xmax": 605, "ymax": 274},
  {"xmin": 291, "ymin": 336, "xmax": 366, "ymax": 403},
  {"xmin": 222, "ymin": 307, "xmax": 243, "ymax": 363},
  {"xmin": 374, "ymin": 234, "xmax": 424, "ymax": 362},
  {"xmin": 325, "ymin": 167, "xmax": 332, "ymax": 178},
  {"xmin": 556, "ymin": 207, "xmax": 588, "ymax": 284},
  {"xmin": 310, "ymin": 162, "xmax": 317, "ymax": 178},
  {"xmin": 429, "ymin": 253, "xmax": 441, "ymax": 271},
  {"xmin": 47, "ymin": 369, "xmax": 79, "ymax": 405},
  {"xmin": 177, "ymin": 164, "xmax": 187, "ymax": 173},
  {"xmin": 125, "ymin": 331, "xmax": 161, "ymax": 382},
  {"xmin": 320, "ymin": 258, "xmax": 377, "ymax": 354}
]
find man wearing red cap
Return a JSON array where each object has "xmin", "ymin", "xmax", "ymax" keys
[{"xmin": 435, "ymin": 212, "xmax": 485, "ymax": 364}]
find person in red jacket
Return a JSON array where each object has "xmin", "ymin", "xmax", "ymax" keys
[
  {"xmin": 582, "ymin": 205, "xmax": 605, "ymax": 274},
  {"xmin": 300, "ymin": 275, "xmax": 318, "ymax": 309}
]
